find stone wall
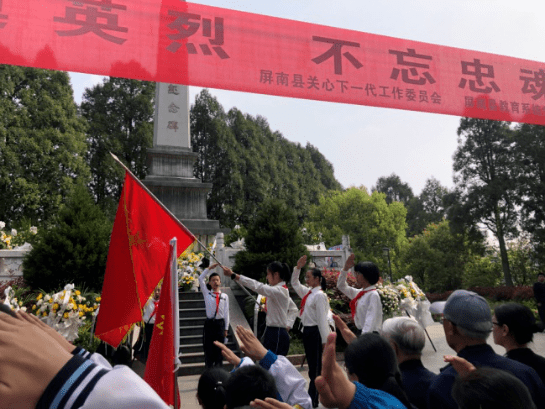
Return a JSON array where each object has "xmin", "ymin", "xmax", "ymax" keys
[{"xmin": 0, "ymin": 249, "xmax": 30, "ymax": 282}]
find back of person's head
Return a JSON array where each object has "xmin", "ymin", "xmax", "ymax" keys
[
  {"xmin": 452, "ymin": 367, "xmax": 536, "ymax": 409},
  {"xmin": 494, "ymin": 303, "xmax": 540, "ymax": 345},
  {"xmin": 344, "ymin": 333, "xmax": 411, "ymax": 408},
  {"xmin": 267, "ymin": 261, "xmax": 290, "ymax": 282},
  {"xmin": 382, "ymin": 317, "xmax": 425, "ymax": 355},
  {"xmin": 198, "ymin": 368, "xmax": 230, "ymax": 409},
  {"xmin": 224, "ymin": 365, "xmax": 279, "ymax": 409},
  {"xmin": 309, "ymin": 267, "xmax": 327, "ymax": 291},
  {"xmin": 354, "ymin": 262, "xmax": 380, "ymax": 285},
  {"xmin": 443, "ymin": 290, "xmax": 492, "ymax": 340},
  {"xmin": 206, "ymin": 272, "xmax": 221, "ymax": 291}
]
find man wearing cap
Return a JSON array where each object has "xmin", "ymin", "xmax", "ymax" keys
[{"xmin": 428, "ymin": 289, "xmax": 545, "ymax": 409}]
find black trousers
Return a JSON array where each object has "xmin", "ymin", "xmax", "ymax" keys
[
  {"xmin": 303, "ymin": 326, "xmax": 322, "ymax": 408},
  {"xmin": 262, "ymin": 326, "xmax": 290, "ymax": 356},
  {"xmin": 203, "ymin": 318, "xmax": 225, "ymax": 367}
]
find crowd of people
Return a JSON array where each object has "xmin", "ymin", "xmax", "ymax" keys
[{"xmin": 3, "ymin": 257, "xmax": 545, "ymax": 409}]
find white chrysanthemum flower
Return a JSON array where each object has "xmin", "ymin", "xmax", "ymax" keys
[
  {"xmin": 11, "ymin": 229, "xmax": 17, "ymax": 236},
  {"xmin": 30, "ymin": 226, "xmax": 38, "ymax": 234}
]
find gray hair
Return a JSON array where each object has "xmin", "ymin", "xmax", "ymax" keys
[
  {"xmin": 381, "ymin": 317, "xmax": 425, "ymax": 355},
  {"xmin": 444, "ymin": 316, "xmax": 491, "ymax": 341}
]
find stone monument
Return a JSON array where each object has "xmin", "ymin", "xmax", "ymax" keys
[{"xmin": 143, "ymin": 82, "xmax": 223, "ymax": 244}]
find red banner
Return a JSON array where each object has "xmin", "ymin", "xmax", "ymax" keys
[{"xmin": 1, "ymin": 1, "xmax": 545, "ymax": 124}]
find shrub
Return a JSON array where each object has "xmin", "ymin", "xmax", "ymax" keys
[{"xmin": 23, "ymin": 184, "xmax": 112, "ymax": 292}]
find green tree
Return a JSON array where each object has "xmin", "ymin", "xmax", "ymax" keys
[
  {"xmin": 80, "ymin": 77, "xmax": 154, "ymax": 216},
  {"xmin": 452, "ymin": 118, "xmax": 518, "ymax": 286},
  {"xmin": 190, "ymin": 90, "xmax": 341, "ymax": 228},
  {"xmin": 373, "ymin": 173, "xmax": 414, "ymax": 205},
  {"xmin": 400, "ymin": 220, "xmax": 484, "ymax": 292},
  {"xmin": 191, "ymin": 89, "xmax": 242, "ymax": 227},
  {"xmin": 23, "ymin": 184, "xmax": 112, "ymax": 292},
  {"xmin": 513, "ymin": 123, "xmax": 545, "ymax": 265},
  {"xmin": 305, "ymin": 187, "xmax": 408, "ymax": 277},
  {"xmin": 233, "ymin": 199, "xmax": 308, "ymax": 280},
  {"xmin": 406, "ymin": 177, "xmax": 449, "ymax": 237},
  {"xmin": 0, "ymin": 66, "xmax": 89, "ymax": 224}
]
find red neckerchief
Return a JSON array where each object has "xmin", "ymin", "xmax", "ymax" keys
[
  {"xmin": 299, "ymin": 290, "xmax": 312, "ymax": 316},
  {"xmin": 213, "ymin": 291, "xmax": 221, "ymax": 315},
  {"xmin": 349, "ymin": 289, "xmax": 376, "ymax": 319}
]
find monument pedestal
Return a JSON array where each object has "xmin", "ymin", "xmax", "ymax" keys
[{"xmin": 143, "ymin": 146, "xmax": 225, "ymax": 238}]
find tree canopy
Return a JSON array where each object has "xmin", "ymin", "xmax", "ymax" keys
[
  {"xmin": 305, "ymin": 187, "xmax": 408, "ymax": 276},
  {"xmin": 0, "ymin": 66, "xmax": 89, "ymax": 224},
  {"xmin": 80, "ymin": 77, "xmax": 155, "ymax": 217},
  {"xmin": 452, "ymin": 118, "xmax": 518, "ymax": 286},
  {"xmin": 191, "ymin": 89, "xmax": 342, "ymax": 228}
]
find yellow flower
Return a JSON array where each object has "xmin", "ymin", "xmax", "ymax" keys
[
  {"xmin": 53, "ymin": 303, "xmax": 59, "ymax": 310},
  {"xmin": 79, "ymin": 311, "xmax": 84, "ymax": 317},
  {"xmin": 75, "ymin": 290, "xmax": 81, "ymax": 296},
  {"xmin": 36, "ymin": 293, "xmax": 43, "ymax": 300},
  {"xmin": 42, "ymin": 312, "xmax": 47, "ymax": 317},
  {"xmin": 63, "ymin": 313, "xmax": 69, "ymax": 319},
  {"xmin": 32, "ymin": 305, "xmax": 37, "ymax": 310},
  {"xmin": 49, "ymin": 298, "xmax": 54, "ymax": 304},
  {"xmin": 96, "ymin": 297, "xmax": 101, "ymax": 302}
]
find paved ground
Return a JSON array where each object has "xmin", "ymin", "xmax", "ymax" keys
[{"xmin": 175, "ymin": 323, "xmax": 545, "ymax": 408}]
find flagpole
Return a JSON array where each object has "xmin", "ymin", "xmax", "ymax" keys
[
  {"xmin": 110, "ymin": 152, "xmax": 259, "ymax": 307},
  {"xmin": 170, "ymin": 238, "xmax": 181, "ymax": 409}
]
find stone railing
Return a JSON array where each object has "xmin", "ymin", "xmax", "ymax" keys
[{"xmin": 0, "ymin": 249, "xmax": 30, "ymax": 282}]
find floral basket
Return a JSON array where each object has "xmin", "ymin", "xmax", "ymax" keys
[
  {"xmin": 28, "ymin": 284, "xmax": 100, "ymax": 342},
  {"xmin": 376, "ymin": 283, "xmax": 400, "ymax": 318},
  {"xmin": 179, "ymin": 272, "xmax": 197, "ymax": 292}
]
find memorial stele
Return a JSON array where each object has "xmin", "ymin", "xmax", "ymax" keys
[{"xmin": 143, "ymin": 82, "xmax": 224, "ymax": 244}]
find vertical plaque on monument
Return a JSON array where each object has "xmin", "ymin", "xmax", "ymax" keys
[{"xmin": 153, "ymin": 83, "xmax": 191, "ymax": 149}]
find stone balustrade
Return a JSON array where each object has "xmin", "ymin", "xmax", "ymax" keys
[{"xmin": 0, "ymin": 249, "xmax": 30, "ymax": 282}]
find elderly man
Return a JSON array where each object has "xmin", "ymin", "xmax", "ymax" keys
[
  {"xmin": 428, "ymin": 289, "xmax": 545, "ymax": 409},
  {"xmin": 382, "ymin": 317, "xmax": 437, "ymax": 409}
]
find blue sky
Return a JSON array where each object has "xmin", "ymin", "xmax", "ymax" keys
[{"xmin": 70, "ymin": 0, "xmax": 545, "ymax": 195}]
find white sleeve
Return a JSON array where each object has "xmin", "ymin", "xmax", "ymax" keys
[
  {"xmin": 142, "ymin": 299, "xmax": 154, "ymax": 322},
  {"xmin": 361, "ymin": 293, "xmax": 381, "ymax": 334},
  {"xmin": 224, "ymin": 294, "xmax": 230, "ymax": 330},
  {"xmin": 198, "ymin": 268, "xmax": 211, "ymax": 296},
  {"xmin": 290, "ymin": 267, "xmax": 309, "ymax": 298},
  {"xmin": 316, "ymin": 293, "xmax": 331, "ymax": 344},
  {"xmin": 238, "ymin": 275, "xmax": 283, "ymax": 298},
  {"xmin": 260, "ymin": 352, "xmax": 312, "ymax": 409},
  {"xmin": 82, "ymin": 366, "xmax": 169, "ymax": 409},
  {"xmin": 38, "ymin": 354, "xmax": 169, "ymax": 409},
  {"xmin": 287, "ymin": 297, "xmax": 299, "ymax": 328},
  {"xmin": 337, "ymin": 269, "xmax": 359, "ymax": 299}
]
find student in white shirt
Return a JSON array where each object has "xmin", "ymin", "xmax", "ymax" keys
[
  {"xmin": 291, "ymin": 255, "xmax": 332, "ymax": 408},
  {"xmin": 199, "ymin": 264, "xmax": 230, "ymax": 368},
  {"xmin": 222, "ymin": 262, "xmax": 298, "ymax": 356},
  {"xmin": 337, "ymin": 254, "xmax": 382, "ymax": 335}
]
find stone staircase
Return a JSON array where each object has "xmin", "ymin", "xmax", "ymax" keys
[{"xmin": 177, "ymin": 289, "xmax": 241, "ymax": 376}]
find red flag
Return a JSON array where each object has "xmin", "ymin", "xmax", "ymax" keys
[
  {"xmin": 144, "ymin": 240, "xmax": 180, "ymax": 406},
  {"xmin": 95, "ymin": 170, "xmax": 195, "ymax": 347}
]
